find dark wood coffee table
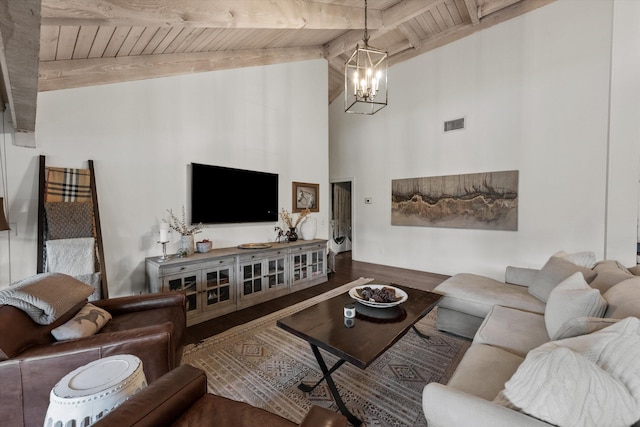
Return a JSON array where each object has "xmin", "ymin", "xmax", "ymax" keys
[{"xmin": 276, "ymin": 283, "xmax": 442, "ymax": 426}]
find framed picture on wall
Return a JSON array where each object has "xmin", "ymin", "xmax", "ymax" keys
[{"xmin": 292, "ymin": 182, "xmax": 319, "ymax": 213}]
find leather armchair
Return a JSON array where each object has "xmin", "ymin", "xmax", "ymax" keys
[
  {"xmin": 92, "ymin": 364, "xmax": 348, "ymax": 427},
  {"xmin": 0, "ymin": 291, "xmax": 186, "ymax": 427}
]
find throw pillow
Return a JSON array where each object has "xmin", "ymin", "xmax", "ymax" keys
[
  {"xmin": 589, "ymin": 260, "xmax": 635, "ymax": 294},
  {"xmin": 628, "ymin": 265, "xmax": 640, "ymax": 276},
  {"xmin": 44, "ymin": 202, "xmax": 94, "ymax": 240},
  {"xmin": 528, "ymin": 256, "xmax": 597, "ymax": 303},
  {"xmin": 553, "ymin": 250, "xmax": 597, "ymax": 268},
  {"xmin": 553, "ymin": 317, "xmax": 619, "ymax": 340},
  {"xmin": 500, "ymin": 317, "xmax": 640, "ymax": 427},
  {"xmin": 544, "ymin": 272, "xmax": 607, "ymax": 340},
  {"xmin": 51, "ymin": 303, "xmax": 111, "ymax": 341},
  {"xmin": 602, "ymin": 277, "xmax": 640, "ymax": 319}
]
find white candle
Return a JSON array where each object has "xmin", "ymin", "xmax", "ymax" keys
[{"xmin": 159, "ymin": 223, "xmax": 169, "ymax": 243}]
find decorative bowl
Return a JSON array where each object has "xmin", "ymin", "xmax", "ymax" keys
[
  {"xmin": 349, "ymin": 284, "xmax": 408, "ymax": 308},
  {"xmin": 196, "ymin": 241, "xmax": 213, "ymax": 253}
]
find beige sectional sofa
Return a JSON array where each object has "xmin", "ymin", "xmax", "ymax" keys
[{"xmin": 423, "ymin": 253, "xmax": 640, "ymax": 427}]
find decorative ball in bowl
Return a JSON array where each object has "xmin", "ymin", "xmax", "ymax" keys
[{"xmin": 196, "ymin": 240, "xmax": 212, "ymax": 253}]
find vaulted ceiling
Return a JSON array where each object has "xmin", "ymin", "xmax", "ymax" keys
[{"xmin": 1, "ymin": 0, "xmax": 555, "ymax": 139}]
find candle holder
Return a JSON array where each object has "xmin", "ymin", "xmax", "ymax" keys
[
  {"xmin": 158, "ymin": 222, "xmax": 172, "ymax": 261},
  {"xmin": 158, "ymin": 241, "xmax": 172, "ymax": 262}
]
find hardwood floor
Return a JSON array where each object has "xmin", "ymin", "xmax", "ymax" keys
[{"xmin": 184, "ymin": 251, "xmax": 450, "ymax": 345}]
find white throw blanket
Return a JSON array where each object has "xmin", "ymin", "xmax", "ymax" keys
[
  {"xmin": 0, "ymin": 273, "xmax": 94, "ymax": 325},
  {"xmin": 46, "ymin": 237, "xmax": 95, "ymax": 276},
  {"xmin": 500, "ymin": 317, "xmax": 640, "ymax": 427}
]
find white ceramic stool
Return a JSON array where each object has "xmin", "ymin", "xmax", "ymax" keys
[{"xmin": 44, "ymin": 354, "xmax": 147, "ymax": 427}]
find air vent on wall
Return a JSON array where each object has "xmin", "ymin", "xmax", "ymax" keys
[{"xmin": 444, "ymin": 117, "xmax": 465, "ymax": 132}]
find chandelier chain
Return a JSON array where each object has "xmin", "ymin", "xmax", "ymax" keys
[{"xmin": 363, "ymin": 0, "xmax": 369, "ymax": 45}]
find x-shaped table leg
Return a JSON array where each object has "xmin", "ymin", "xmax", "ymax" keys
[{"xmin": 298, "ymin": 344, "xmax": 362, "ymax": 426}]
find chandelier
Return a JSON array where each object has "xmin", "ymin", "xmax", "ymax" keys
[{"xmin": 344, "ymin": 0, "xmax": 388, "ymax": 115}]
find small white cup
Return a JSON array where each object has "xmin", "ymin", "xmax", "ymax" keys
[{"xmin": 344, "ymin": 303, "xmax": 356, "ymax": 318}]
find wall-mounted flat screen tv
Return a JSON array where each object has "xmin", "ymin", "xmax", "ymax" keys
[{"xmin": 191, "ymin": 163, "xmax": 279, "ymax": 224}]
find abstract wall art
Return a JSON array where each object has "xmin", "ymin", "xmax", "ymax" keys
[{"xmin": 391, "ymin": 170, "xmax": 519, "ymax": 231}]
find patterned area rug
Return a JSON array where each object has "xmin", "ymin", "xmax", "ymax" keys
[{"xmin": 182, "ymin": 278, "xmax": 470, "ymax": 426}]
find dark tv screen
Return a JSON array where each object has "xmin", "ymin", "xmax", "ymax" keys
[{"xmin": 191, "ymin": 163, "xmax": 279, "ymax": 224}]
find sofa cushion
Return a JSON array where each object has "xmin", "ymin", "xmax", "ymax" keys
[
  {"xmin": 51, "ymin": 303, "xmax": 111, "ymax": 341},
  {"xmin": 474, "ymin": 305, "xmax": 549, "ymax": 358},
  {"xmin": 447, "ymin": 344, "xmax": 524, "ymax": 401},
  {"xmin": 544, "ymin": 272, "xmax": 607, "ymax": 340},
  {"xmin": 590, "ymin": 260, "xmax": 635, "ymax": 294},
  {"xmin": 436, "ymin": 273, "xmax": 545, "ymax": 319},
  {"xmin": 528, "ymin": 256, "xmax": 597, "ymax": 303},
  {"xmin": 435, "ymin": 307, "xmax": 486, "ymax": 339},
  {"xmin": 500, "ymin": 317, "xmax": 640, "ymax": 427},
  {"xmin": 603, "ymin": 277, "xmax": 640, "ymax": 318}
]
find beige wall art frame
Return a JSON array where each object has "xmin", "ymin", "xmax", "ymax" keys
[
  {"xmin": 391, "ymin": 170, "xmax": 518, "ymax": 231},
  {"xmin": 292, "ymin": 182, "xmax": 319, "ymax": 213}
]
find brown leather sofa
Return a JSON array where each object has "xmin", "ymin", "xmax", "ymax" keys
[
  {"xmin": 93, "ymin": 364, "xmax": 348, "ymax": 427},
  {"xmin": 0, "ymin": 291, "xmax": 186, "ymax": 427}
]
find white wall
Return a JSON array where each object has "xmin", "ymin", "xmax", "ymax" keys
[
  {"xmin": 0, "ymin": 59, "xmax": 329, "ymax": 295},
  {"xmin": 329, "ymin": 0, "xmax": 639, "ymax": 280},
  {"xmin": 606, "ymin": 0, "xmax": 640, "ymax": 261}
]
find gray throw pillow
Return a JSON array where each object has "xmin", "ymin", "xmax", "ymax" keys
[
  {"xmin": 529, "ymin": 256, "xmax": 597, "ymax": 303},
  {"xmin": 544, "ymin": 272, "xmax": 607, "ymax": 340}
]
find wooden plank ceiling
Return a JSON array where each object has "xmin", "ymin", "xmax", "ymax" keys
[{"xmin": 1, "ymin": 0, "xmax": 556, "ymax": 135}]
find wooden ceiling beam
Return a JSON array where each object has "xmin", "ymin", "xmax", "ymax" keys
[
  {"xmin": 381, "ymin": 0, "xmax": 447, "ymax": 31},
  {"xmin": 397, "ymin": 23, "xmax": 422, "ymax": 49},
  {"xmin": 464, "ymin": 0, "xmax": 481, "ymax": 25},
  {"xmin": 389, "ymin": 0, "xmax": 557, "ymax": 67},
  {"xmin": 41, "ymin": 0, "xmax": 382, "ymax": 30},
  {"xmin": 38, "ymin": 46, "xmax": 326, "ymax": 92},
  {"xmin": 0, "ymin": 0, "xmax": 41, "ymax": 139},
  {"xmin": 325, "ymin": 0, "xmax": 445, "ymax": 60},
  {"xmin": 478, "ymin": 0, "xmax": 523, "ymax": 19}
]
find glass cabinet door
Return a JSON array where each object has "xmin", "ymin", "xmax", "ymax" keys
[
  {"xmin": 266, "ymin": 256, "xmax": 287, "ymax": 289},
  {"xmin": 291, "ymin": 253, "xmax": 308, "ymax": 284},
  {"xmin": 241, "ymin": 261, "xmax": 263, "ymax": 296},
  {"xmin": 203, "ymin": 266, "xmax": 233, "ymax": 308},
  {"xmin": 165, "ymin": 273, "xmax": 198, "ymax": 314},
  {"xmin": 310, "ymin": 249, "xmax": 325, "ymax": 278}
]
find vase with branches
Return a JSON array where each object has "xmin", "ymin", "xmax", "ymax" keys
[
  {"xmin": 166, "ymin": 206, "xmax": 203, "ymax": 256},
  {"xmin": 280, "ymin": 208, "xmax": 310, "ymax": 242}
]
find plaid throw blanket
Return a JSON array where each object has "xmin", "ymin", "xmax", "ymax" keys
[
  {"xmin": 45, "ymin": 167, "xmax": 92, "ymax": 202},
  {"xmin": 0, "ymin": 273, "xmax": 94, "ymax": 325}
]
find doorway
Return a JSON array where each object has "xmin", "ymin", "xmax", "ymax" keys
[{"xmin": 330, "ymin": 180, "xmax": 352, "ymax": 254}]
